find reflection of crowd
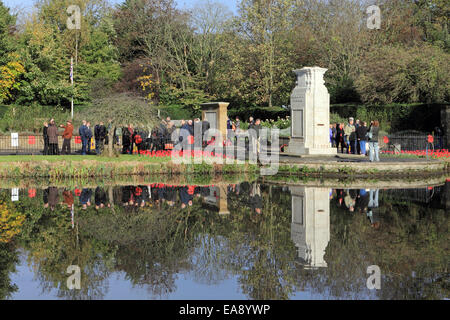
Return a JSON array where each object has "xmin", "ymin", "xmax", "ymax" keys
[
  {"xmin": 333, "ymin": 188, "xmax": 380, "ymax": 228},
  {"xmin": 39, "ymin": 182, "xmax": 267, "ymax": 216},
  {"xmin": 43, "ymin": 186, "xmax": 111, "ymax": 211}
]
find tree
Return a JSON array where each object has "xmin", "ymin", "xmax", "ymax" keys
[
  {"xmin": 78, "ymin": 93, "xmax": 158, "ymax": 156},
  {"xmin": 189, "ymin": 0, "xmax": 232, "ymax": 95},
  {"xmin": 355, "ymin": 44, "xmax": 450, "ymax": 104},
  {"xmin": 11, "ymin": 0, "xmax": 120, "ymax": 106},
  {"xmin": 230, "ymin": 0, "xmax": 295, "ymax": 108},
  {"xmin": 0, "ymin": 1, "xmax": 16, "ymax": 63}
]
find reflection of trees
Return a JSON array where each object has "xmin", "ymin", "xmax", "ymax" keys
[
  {"xmin": 1, "ymin": 185, "xmax": 448, "ymax": 300},
  {"xmin": 218, "ymin": 185, "xmax": 298, "ymax": 299},
  {"xmin": 23, "ymin": 213, "xmax": 113, "ymax": 300},
  {"xmin": 78, "ymin": 202, "xmax": 206, "ymax": 298},
  {"xmin": 7, "ymin": 189, "xmax": 113, "ymax": 300},
  {"xmin": 0, "ymin": 242, "xmax": 18, "ymax": 299},
  {"xmin": 189, "ymin": 235, "xmax": 231, "ymax": 286},
  {"xmin": 293, "ymin": 196, "xmax": 449, "ymax": 299}
]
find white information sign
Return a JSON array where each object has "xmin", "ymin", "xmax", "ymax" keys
[
  {"xmin": 11, "ymin": 132, "xmax": 19, "ymax": 147},
  {"xmin": 11, "ymin": 188, "xmax": 19, "ymax": 202}
]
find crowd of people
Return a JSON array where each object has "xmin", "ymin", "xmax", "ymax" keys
[
  {"xmin": 41, "ymin": 182, "xmax": 263, "ymax": 214},
  {"xmin": 332, "ymin": 188, "xmax": 380, "ymax": 228},
  {"xmin": 43, "ymin": 118, "xmax": 109, "ymax": 156},
  {"xmin": 42, "ymin": 115, "xmax": 381, "ymax": 161},
  {"xmin": 330, "ymin": 117, "xmax": 381, "ymax": 162},
  {"xmin": 42, "ymin": 115, "xmax": 265, "ymax": 156}
]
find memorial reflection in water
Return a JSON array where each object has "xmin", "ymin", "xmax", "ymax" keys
[
  {"xmin": 0, "ymin": 179, "xmax": 448, "ymax": 300},
  {"xmin": 290, "ymin": 187, "xmax": 330, "ymax": 269}
]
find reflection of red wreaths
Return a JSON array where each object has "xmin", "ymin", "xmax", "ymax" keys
[
  {"xmin": 135, "ymin": 135, "xmax": 142, "ymax": 144},
  {"xmin": 28, "ymin": 188, "xmax": 36, "ymax": 198},
  {"xmin": 135, "ymin": 187, "xmax": 142, "ymax": 196}
]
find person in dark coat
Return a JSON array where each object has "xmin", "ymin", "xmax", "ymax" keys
[
  {"xmin": 43, "ymin": 121, "xmax": 49, "ymax": 155},
  {"xmin": 165, "ymin": 185, "xmax": 178, "ymax": 207},
  {"xmin": 356, "ymin": 121, "xmax": 368, "ymax": 155},
  {"xmin": 80, "ymin": 188, "xmax": 92, "ymax": 210},
  {"xmin": 133, "ymin": 128, "xmax": 146, "ymax": 154},
  {"xmin": 43, "ymin": 187, "xmax": 49, "ymax": 208},
  {"xmin": 179, "ymin": 120, "xmax": 191, "ymax": 151},
  {"xmin": 179, "ymin": 186, "xmax": 193, "ymax": 209},
  {"xmin": 94, "ymin": 187, "xmax": 108, "ymax": 210},
  {"xmin": 355, "ymin": 189, "xmax": 370, "ymax": 213},
  {"xmin": 122, "ymin": 124, "xmax": 134, "ymax": 154},
  {"xmin": 79, "ymin": 120, "xmax": 88, "ymax": 155},
  {"xmin": 48, "ymin": 187, "xmax": 59, "ymax": 210},
  {"xmin": 47, "ymin": 119, "xmax": 59, "ymax": 155},
  {"xmin": 94, "ymin": 122, "xmax": 107, "ymax": 155},
  {"xmin": 158, "ymin": 122, "xmax": 168, "ymax": 151},
  {"xmin": 368, "ymin": 120, "xmax": 380, "ymax": 162},
  {"xmin": 335, "ymin": 123, "xmax": 346, "ymax": 154},
  {"xmin": 127, "ymin": 124, "xmax": 134, "ymax": 154},
  {"xmin": 201, "ymin": 120, "xmax": 210, "ymax": 147},
  {"xmin": 122, "ymin": 126, "xmax": 130, "ymax": 154}
]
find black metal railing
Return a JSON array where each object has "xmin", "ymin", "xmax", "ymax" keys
[
  {"xmin": 0, "ymin": 135, "xmax": 84, "ymax": 155},
  {"xmin": 386, "ymin": 132, "xmax": 448, "ymax": 152}
]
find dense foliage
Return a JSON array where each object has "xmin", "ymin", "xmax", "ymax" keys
[{"xmin": 0, "ymin": 0, "xmax": 448, "ymax": 119}]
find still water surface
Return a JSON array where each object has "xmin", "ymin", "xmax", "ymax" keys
[{"xmin": 1, "ymin": 181, "xmax": 448, "ymax": 299}]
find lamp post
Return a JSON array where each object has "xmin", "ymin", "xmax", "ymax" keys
[{"xmin": 67, "ymin": 5, "xmax": 81, "ymax": 119}]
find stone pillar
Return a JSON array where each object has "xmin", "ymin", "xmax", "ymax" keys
[
  {"xmin": 290, "ymin": 186, "xmax": 330, "ymax": 269},
  {"xmin": 201, "ymin": 102, "xmax": 229, "ymax": 141},
  {"xmin": 288, "ymin": 67, "xmax": 336, "ymax": 155},
  {"xmin": 218, "ymin": 184, "xmax": 230, "ymax": 215}
]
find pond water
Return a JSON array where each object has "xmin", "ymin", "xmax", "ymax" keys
[{"xmin": 0, "ymin": 180, "xmax": 448, "ymax": 300}]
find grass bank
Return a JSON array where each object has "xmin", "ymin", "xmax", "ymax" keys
[
  {"xmin": 0, "ymin": 155, "xmax": 448, "ymax": 179},
  {"xmin": 0, "ymin": 155, "xmax": 258, "ymax": 178}
]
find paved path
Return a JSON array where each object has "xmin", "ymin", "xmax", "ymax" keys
[{"xmin": 279, "ymin": 152, "xmax": 441, "ymax": 163}]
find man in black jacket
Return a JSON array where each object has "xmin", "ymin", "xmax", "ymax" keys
[
  {"xmin": 202, "ymin": 120, "xmax": 210, "ymax": 147},
  {"xmin": 94, "ymin": 122, "xmax": 107, "ymax": 155},
  {"xmin": 43, "ymin": 121, "xmax": 49, "ymax": 155},
  {"xmin": 356, "ymin": 121, "xmax": 368, "ymax": 155}
]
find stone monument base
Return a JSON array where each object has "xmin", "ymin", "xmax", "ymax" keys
[{"xmin": 288, "ymin": 138, "xmax": 337, "ymax": 156}]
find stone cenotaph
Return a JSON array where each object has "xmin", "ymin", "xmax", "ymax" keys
[
  {"xmin": 201, "ymin": 102, "xmax": 229, "ymax": 142},
  {"xmin": 288, "ymin": 67, "xmax": 336, "ymax": 155}
]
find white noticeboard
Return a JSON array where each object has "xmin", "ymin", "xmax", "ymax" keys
[
  {"xmin": 11, "ymin": 188, "xmax": 19, "ymax": 202},
  {"xmin": 11, "ymin": 132, "xmax": 19, "ymax": 147}
]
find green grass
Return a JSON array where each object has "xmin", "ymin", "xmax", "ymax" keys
[{"xmin": 0, "ymin": 154, "xmax": 171, "ymax": 162}]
